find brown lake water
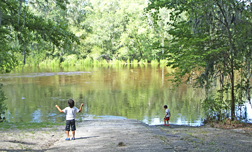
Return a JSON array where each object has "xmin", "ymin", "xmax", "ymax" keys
[{"xmin": 0, "ymin": 65, "xmax": 206, "ymax": 126}]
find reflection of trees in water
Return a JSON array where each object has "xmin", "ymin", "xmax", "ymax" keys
[
  {"xmin": 3, "ymin": 66, "xmax": 205, "ymax": 124},
  {"xmin": 236, "ymin": 101, "xmax": 252, "ymax": 123},
  {"xmin": 169, "ymin": 84, "xmax": 205, "ymax": 124}
]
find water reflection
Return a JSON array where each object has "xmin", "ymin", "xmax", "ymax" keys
[
  {"xmin": 1, "ymin": 66, "xmax": 206, "ymax": 126},
  {"xmin": 245, "ymin": 102, "xmax": 252, "ymax": 122},
  {"xmin": 236, "ymin": 101, "xmax": 252, "ymax": 123}
]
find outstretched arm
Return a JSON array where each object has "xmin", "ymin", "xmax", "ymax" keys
[
  {"xmin": 55, "ymin": 105, "xmax": 63, "ymax": 113},
  {"xmin": 78, "ymin": 103, "xmax": 84, "ymax": 113}
]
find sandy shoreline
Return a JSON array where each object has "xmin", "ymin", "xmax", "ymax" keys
[{"xmin": 0, "ymin": 119, "xmax": 251, "ymax": 152}]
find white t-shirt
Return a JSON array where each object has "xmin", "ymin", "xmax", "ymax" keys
[
  {"xmin": 62, "ymin": 107, "xmax": 79, "ymax": 120},
  {"xmin": 165, "ymin": 109, "xmax": 170, "ymax": 117}
]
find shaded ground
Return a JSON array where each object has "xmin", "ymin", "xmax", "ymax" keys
[
  {"xmin": 0, "ymin": 119, "xmax": 251, "ymax": 152},
  {"xmin": 153, "ymin": 123, "xmax": 252, "ymax": 152}
]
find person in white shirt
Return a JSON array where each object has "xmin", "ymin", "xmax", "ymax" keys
[
  {"xmin": 55, "ymin": 99, "xmax": 83, "ymax": 141},
  {"xmin": 164, "ymin": 105, "xmax": 170, "ymax": 126}
]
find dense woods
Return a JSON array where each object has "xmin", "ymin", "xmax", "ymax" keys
[
  {"xmin": 1, "ymin": 0, "xmax": 170, "ymax": 70},
  {"xmin": 147, "ymin": 0, "xmax": 252, "ymax": 121},
  {"xmin": 1, "ymin": 0, "xmax": 252, "ymax": 122}
]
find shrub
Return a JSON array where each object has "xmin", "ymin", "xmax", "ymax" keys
[{"xmin": 0, "ymin": 84, "xmax": 7, "ymax": 122}]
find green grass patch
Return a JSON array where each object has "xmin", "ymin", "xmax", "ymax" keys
[
  {"xmin": 150, "ymin": 59, "xmax": 159, "ymax": 67},
  {"xmin": 132, "ymin": 59, "xmax": 139, "ymax": 65},
  {"xmin": 209, "ymin": 141, "xmax": 216, "ymax": 145},
  {"xmin": 16, "ymin": 54, "xmax": 173, "ymax": 68},
  {"xmin": 160, "ymin": 59, "xmax": 167, "ymax": 67},
  {"xmin": 0, "ymin": 122, "xmax": 64, "ymax": 130}
]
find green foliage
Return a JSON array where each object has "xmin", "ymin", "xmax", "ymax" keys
[
  {"xmin": 5, "ymin": 0, "xmax": 252, "ymax": 122},
  {"xmin": 101, "ymin": 59, "xmax": 109, "ymax": 67},
  {"xmin": 61, "ymin": 54, "xmax": 78, "ymax": 66},
  {"xmin": 151, "ymin": 59, "xmax": 159, "ymax": 67},
  {"xmin": 90, "ymin": 46, "xmax": 103, "ymax": 59},
  {"xmin": 1, "ymin": 0, "xmax": 79, "ymax": 67},
  {"xmin": 132, "ymin": 59, "xmax": 139, "ymax": 65},
  {"xmin": 139, "ymin": 59, "xmax": 148, "ymax": 65},
  {"xmin": 3, "ymin": 0, "xmax": 174, "ymax": 66},
  {"xmin": 127, "ymin": 59, "xmax": 130, "ymax": 65},
  {"xmin": 147, "ymin": 0, "xmax": 252, "ymax": 121},
  {"xmin": 0, "ymin": 49, "xmax": 18, "ymax": 73},
  {"xmin": 0, "ymin": 0, "xmax": 181, "ymax": 124},
  {"xmin": 160, "ymin": 59, "xmax": 167, "ymax": 67},
  {"xmin": 203, "ymin": 93, "xmax": 229, "ymax": 121},
  {"xmin": 0, "ymin": 84, "xmax": 7, "ymax": 122},
  {"xmin": 83, "ymin": 57, "xmax": 93, "ymax": 66}
]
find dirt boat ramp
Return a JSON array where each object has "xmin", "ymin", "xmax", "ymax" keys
[{"xmin": 0, "ymin": 119, "xmax": 251, "ymax": 152}]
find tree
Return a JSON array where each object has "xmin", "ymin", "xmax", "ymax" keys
[
  {"xmin": 1, "ymin": 0, "xmax": 80, "ymax": 65},
  {"xmin": 0, "ymin": 84, "xmax": 6, "ymax": 122},
  {"xmin": 12, "ymin": 0, "xmax": 171, "ymax": 63},
  {"xmin": 147, "ymin": 0, "xmax": 252, "ymax": 121},
  {"xmin": 0, "ymin": 0, "xmax": 79, "ymax": 120},
  {"xmin": 76, "ymin": 0, "xmax": 160, "ymax": 61}
]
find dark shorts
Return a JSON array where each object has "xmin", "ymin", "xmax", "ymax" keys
[
  {"xmin": 164, "ymin": 117, "xmax": 170, "ymax": 121},
  {"xmin": 65, "ymin": 119, "xmax": 76, "ymax": 131}
]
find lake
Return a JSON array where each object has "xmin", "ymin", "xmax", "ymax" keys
[{"xmin": 0, "ymin": 65, "xmax": 206, "ymax": 126}]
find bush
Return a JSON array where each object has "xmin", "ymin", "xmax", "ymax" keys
[
  {"xmin": 160, "ymin": 59, "xmax": 167, "ymax": 67},
  {"xmin": 151, "ymin": 59, "xmax": 159, "ymax": 67},
  {"xmin": 61, "ymin": 54, "xmax": 78, "ymax": 67},
  {"xmin": 0, "ymin": 84, "xmax": 7, "ymax": 122}
]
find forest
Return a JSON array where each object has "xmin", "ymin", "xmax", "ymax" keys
[
  {"xmin": 0, "ymin": 0, "xmax": 169, "ymax": 69},
  {"xmin": 1, "ymin": 0, "xmax": 252, "ymax": 122}
]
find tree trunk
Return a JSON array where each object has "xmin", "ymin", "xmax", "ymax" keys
[
  {"xmin": 230, "ymin": 54, "xmax": 235, "ymax": 121},
  {"xmin": 23, "ymin": 6, "xmax": 26, "ymax": 65},
  {"xmin": 53, "ymin": 44, "xmax": 55, "ymax": 54},
  {"xmin": 111, "ymin": 35, "xmax": 114, "ymax": 55},
  {"xmin": 31, "ymin": 42, "xmax": 33, "ymax": 52},
  {"xmin": 162, "ymin": 23, "xmax": 164, "ymax": 57},
  {"xmin": 18, "ymin": 0, "xmax": 22, "ymax": 25},
  {"xmin": 216, "ymin": 1, "xmax": 236, "ymax": 121},
  {"xmin": 227, "ymin": 25, "xmax": 235, "ymax": 120},
  {"xmin": 162, "ymin": 36, "xmax": 164, "ymax": 55},
  {"xmin": 247, "ymin": 47, "xmax": 252, "ymax": 102},
  {"xmin": 0, "ymin": 10, "xmax": 2, "ymax": 27},
  {"xmin": 139, "ymin": 49, "xmax": 142, "ymax": 58},
  {"xmin": 23, "ymin": 43, "xmax": 26, "ymax": 65},
  {"xmin": 227, "ymin": 28, "xmax": 235, "ymax": 120}
]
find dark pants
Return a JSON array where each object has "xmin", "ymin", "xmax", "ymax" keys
[
  {"xmin": 65, "ymin": 119, "xmax": 76, "ymax": 131},
  {"xmin": 164, "ymin": 117, "xmax": 170, "ymax": 121}
]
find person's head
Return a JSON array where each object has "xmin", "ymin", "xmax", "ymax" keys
[
  {"xmin": 164, "ymin": 105, "xmax": 167, "ymax": 109},
  {"xmin": 68, "ymin": 99, "xmax": 75, "ymax": 108}
]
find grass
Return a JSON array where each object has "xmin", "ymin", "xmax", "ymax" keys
[
  {"xmin": 153, "ymin": 135, "xmax": 169, "ymax": 144},
  {"xmin": 132, "ymin": 59, "xmax": 138, "ymax": 65},
  {"xmin": 0, "ymin": 122, "xmax": 64, "ymax": 130},
  {"xmin": 150, "ymin": 59, "xmax": 159, "ymax": 67},
  {"xmin": 209, "ymin": 141, "xmax": 216, "ymax": 145},
  {"xmin": 185, "ymin": 131, "xmax": 193, "ymax": 136},
  {"xmin": 160, "ymin": 59, "xmax": 167, "ymax": 67},
  {"xmin": 18, "ymin": 55, "xmax": 172, "ymax": 68}
]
